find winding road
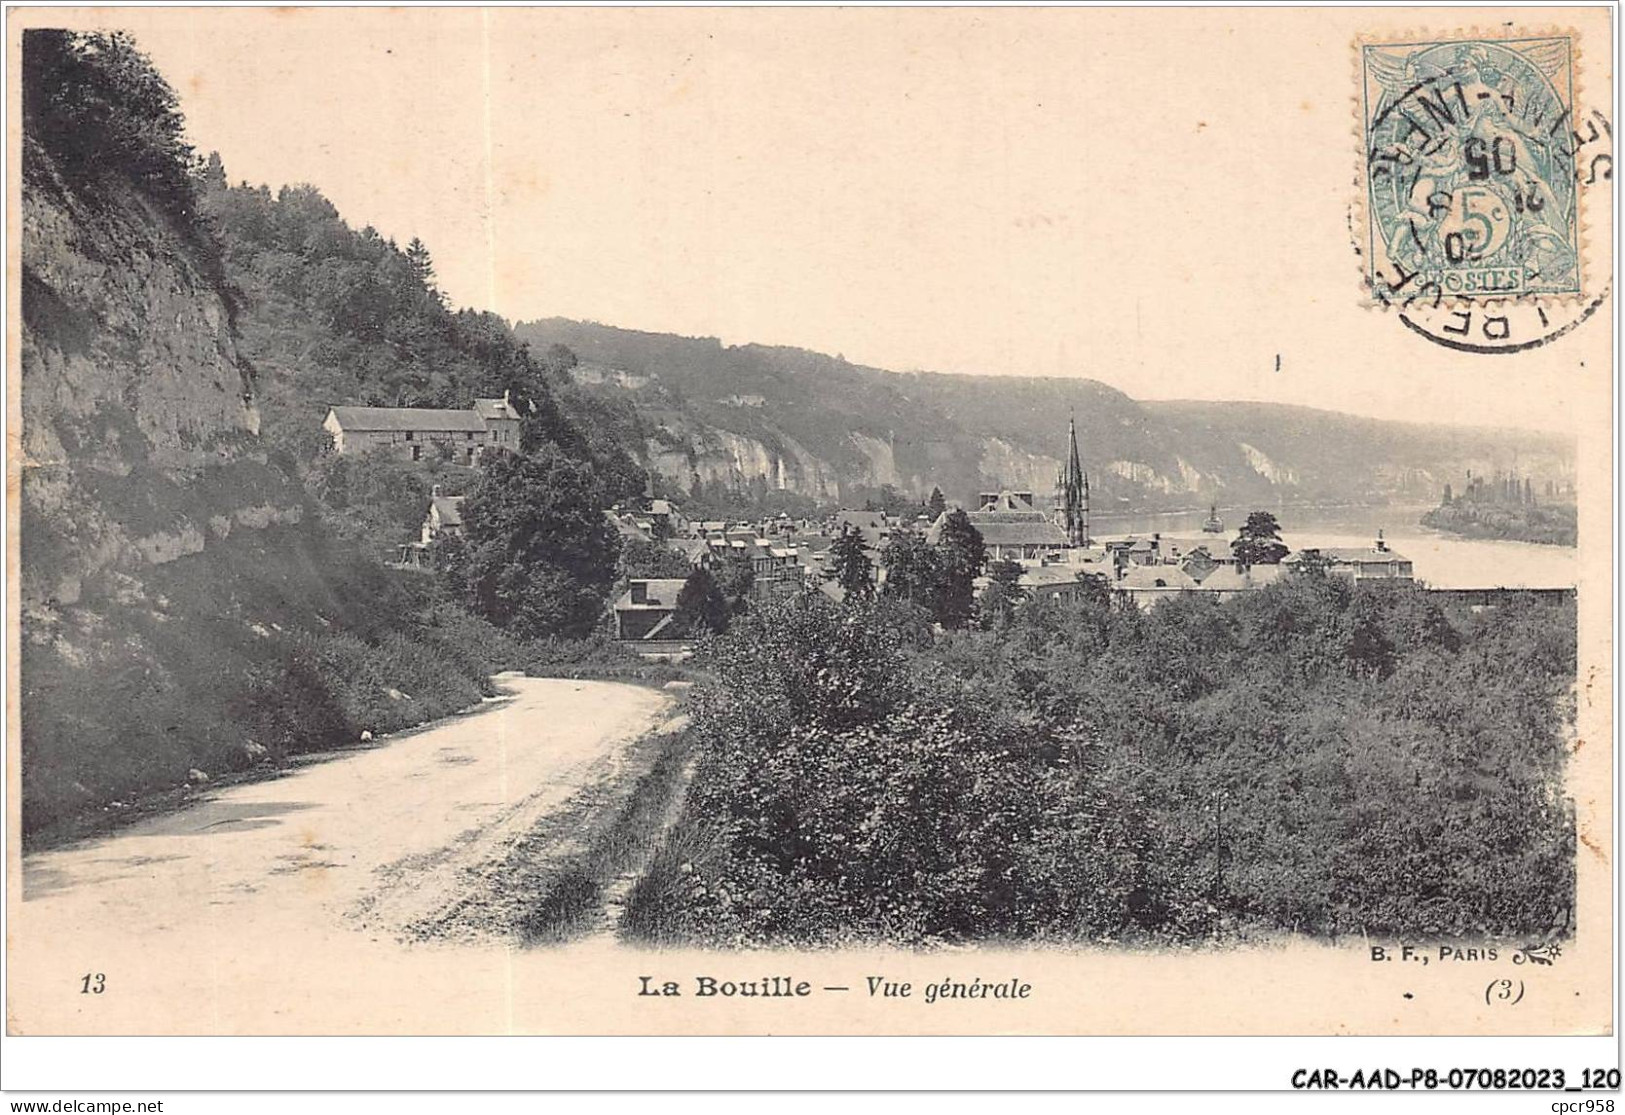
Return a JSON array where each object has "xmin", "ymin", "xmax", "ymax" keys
[{"xmin": 9, "ymin": 676, "xmax": 673, "ymax": 1033}]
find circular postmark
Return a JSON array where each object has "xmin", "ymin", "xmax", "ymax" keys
[
  {"xmin": 1389, "ymin": 280, "xmax": 1610, "ymax": 355},
  {"xmin": 1358, "ymin": 36, "xmax": 1613, "ymax": 352}
]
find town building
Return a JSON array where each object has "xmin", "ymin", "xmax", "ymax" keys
[
  {"xmin": 668, "ymin": 537, "xmax": 714, "ymax": 568},
  {"xmin": 613, "ymin": 578, "xmax": 689, "ymax": 641},
  {"xmin": 1284, "ymin": 534, "xmax": 1414, "ymax": 583},
  {"xmin": 646, "ymin": 499, "xmax": 686, "ymax": 538},
  {"xmin": 323, "ymin": 393, "xmax": 522, "ymax": 463},
  {"xmin": 1014, "ymin": 560, "xmax": 1113, "ymax": 604},
  {"xmin": 391, "ymin": 485, "xmax": 465, "ymax": 570},
  {"xmin": 1114, "ymin": 560, "xmax": 1287, "ymax": 608},
  {"xmin": 604, "ymin": 509, "xmax": 653, "ymax": 544},
  {"xmin": 421, "ymin": 488, "xmax": 465, "ymax": 546},
  {"xmin": 832, "ymin": 509, "xmax": 892, "ymax": 550},
  {"xmin": 931, "ymin": 490, "xmax": 1069, "ymax": 561}
]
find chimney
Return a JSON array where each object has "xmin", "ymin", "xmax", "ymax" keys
[
  {"xmin": 431, "ymin": 484, "xmax": 442, "ymax": 498},
  {"xmin": 630, "ymin": 581, "xmax": 648, "ymax": 604},
  {"xmin": 1375, "ymin": 529, "xmax": 1388, "ymax": 553}
]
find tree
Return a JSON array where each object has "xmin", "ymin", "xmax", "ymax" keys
[
  {"xmin": 880, "ymin": 528, "xmax": 943, "ymax": 608},
  {"xmin": 1075, "ymin": 569, "xmax": 1113, "ymax": 607},
  {"xmin": 1232, "ymin": 510, "xmax": 1289, "ymax": 566},
  {"xmin": 429, "ymin": 530, "xmax": 469, "ymax": 593},
  {"xmin": 454, "ymin": 447, "xmax": 620, "ymax": 639},
  {"xmin": 540, "ymin": 343, "xmax": 578, "ymax": 376},
  {"xmin": 934, "ymin": 508, "xmax": 986, "ymax": 629},
  {"xmin": 829, "ymin": 524, "xmax": 875, "ymax": 600},
  {"xmin": 1291, "ymin": 547, "xmax": 1332, "ymax": 579},
  {"xmin": 713, "ymin": 550, "xmax": 756, "ymax": 614},
  {"xmin": 862, "ymin": 483, "xmax": 914, "ymax": 518},
  {"xmin": 199, "ymin": 150, "xmax": 227, "ymax": 193},
  {"xmin": 1344, "ymin": 591, "xmax": 1397, "ymax": 678},
  {"xmin": 674, "ymin": 567, "xmax": 730, "ymax": 636},
  {"xmin": 979, "ymin": 559, "xmax": 1026, "ymax": 628},
  {"xmin": 927, "ymin": 486, "xmax": 948, "ymax": 520},
  {"xmin": 404, "ymin": 237, "xmax": 442, "ymax": 304},
  {"xmin": 618, "ymin": 536, "xmax": 692, "ymax": 580},
  {"xmin": 24, "ymin": 31, "xmax": 196, "ymax": 218}
]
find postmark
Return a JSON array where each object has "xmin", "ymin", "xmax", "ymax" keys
[{"xmin": 1357, "ymin": 34, "xmax": 1612, "ymax": 352}]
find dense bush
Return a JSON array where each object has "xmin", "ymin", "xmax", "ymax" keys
[
  {"xmin": 521, "ymin": 633, "xmax": 690, "ymax": 685},
  {"xmin": 446, "ymin": 447, "xmax": 622, "ymax": 640},
  {"xmin": 21, "ymin": 523, "xmax": 526, "ymax": 838},
  {"xmin": 628, "ymin": 578, "xmax": 1576, "ymax": 947}
]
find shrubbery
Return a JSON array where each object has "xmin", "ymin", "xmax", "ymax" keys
[
  {"xmin": 627, "ymin": 579, "xmax": 1576, "ymax": 947},
  {"xmin": 522, "ymin": 633, "xmax": 691, "ymax": 686},
  {"xmin": 21, "ymin": 523, "xmax": 527, "ymax": 838}
]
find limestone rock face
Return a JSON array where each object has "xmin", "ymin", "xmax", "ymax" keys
[{"xmin": 20, "ymin": 138, "xmax": 297, "ymax": 612}]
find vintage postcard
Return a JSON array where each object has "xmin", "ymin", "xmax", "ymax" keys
[{"xmin": 3, "ymin": 4, "xmax": 1615, "ymax": 1061}]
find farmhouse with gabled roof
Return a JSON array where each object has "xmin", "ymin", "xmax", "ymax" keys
[{"xmin": 323, "ymin": 392, "xmax": 522, "ymax": 464}]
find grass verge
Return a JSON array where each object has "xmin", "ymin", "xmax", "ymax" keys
[{"xmin": 517, "ymin": 723, "xmax": 696, "ymax": 945}]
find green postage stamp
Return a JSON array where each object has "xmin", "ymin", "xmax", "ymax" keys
[{"xmin": 1361, "ymin": 35, "xmax": 1583, "ymax": 306}]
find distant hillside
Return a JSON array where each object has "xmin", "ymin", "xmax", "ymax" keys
[{"xmin": 515, "ymin": 318, "xmax": 1575, "ymax": 511}]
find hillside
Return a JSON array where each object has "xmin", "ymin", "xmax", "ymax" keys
[
  {"xmin": 17, "ymin": 32, "xmax": 526, "ymax": 837},
  {"xmin": 516, "ymin": 318, "xmax": 1575, "ymax": 512},
  {"xmin": 197, "ymin": 170, "xmax": 647, "ymax": 555}
]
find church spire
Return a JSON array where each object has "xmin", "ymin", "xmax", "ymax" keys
[{"xmin": 1064, "ymin": 412, "xmax": 1089, "ymax": 547}]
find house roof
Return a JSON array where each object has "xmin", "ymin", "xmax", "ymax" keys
[
  {"xmin": 955, "ymin": 517, "xmax": 1069, "ymax": 547},
  {"xmin": 1117, "ymin": 565, "xmax": 1199, "ymax": 591},
  {"xmin": 1197, "ymin": 564, "xmax": 1285, "ymax": 591},
  {"xmin": 1287, "ymin": 547, "xmax": 1411, "ymax": 564},
  {"xmin": 1019, "ymin": 564, "xmax": 1097, "ymax": 588},
  {"xmin": 429, "ymin": 495, "xmax": 464, "ymax": 527},
  {"xmin": 604, "ymin": 511, "xmax": 651, "ymax": 541},
  {"xmin": 817, "ymin": 579, "xmax": 847, "ymax": 603},
  {"xmin": 327, "ymin": 406, "xmax": 487, "ymax": 433},
  {"xmin": 614, "ymin": 579, "xmax": 689, "ymax": 610},
  {"xmin": 923, "ymin": 502, "xmax": 1068, "ymax": 548},
  {"xmin": 472, "ymin": 397, "xmax": 521, "ymax": 421},
  {"xmin": 977, "ymin": 491, "xmax": 1039, "ymax": 514}
]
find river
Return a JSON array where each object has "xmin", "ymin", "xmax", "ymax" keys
[{"xmin": 1088, "ymin": 503, "xmax": 1576, "ymax": 589}]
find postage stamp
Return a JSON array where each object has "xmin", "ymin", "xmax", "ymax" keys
[{"xmin": 1360, "ymin": 35, "xmax": 1583, "ymax": 307}]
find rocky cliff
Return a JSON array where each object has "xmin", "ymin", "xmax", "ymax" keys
[
  {"xmin": 18, "ymin": 112, "xmax": 315, "ymax": 819},
  {"xmin": 20, "ymin": 126, "xmax": 309, "ymax": 590}
]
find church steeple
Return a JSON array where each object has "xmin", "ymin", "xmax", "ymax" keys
[{"xmin": 1063, "ymin": 412, "xmax": 1089, "ymax": 547}]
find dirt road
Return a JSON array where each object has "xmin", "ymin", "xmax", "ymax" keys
[{"xmin": 10, "ymin": 677, "xmax": 673, "ymax": 1030}]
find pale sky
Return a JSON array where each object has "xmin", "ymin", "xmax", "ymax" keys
[{"xmin": 37, "ymin": 7, "xmax": 1612, "ymax": 433}]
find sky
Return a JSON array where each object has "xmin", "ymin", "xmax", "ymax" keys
[{"xmin": 44, "ymin": 7, "xmax": 1611, "ymax": 433}]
